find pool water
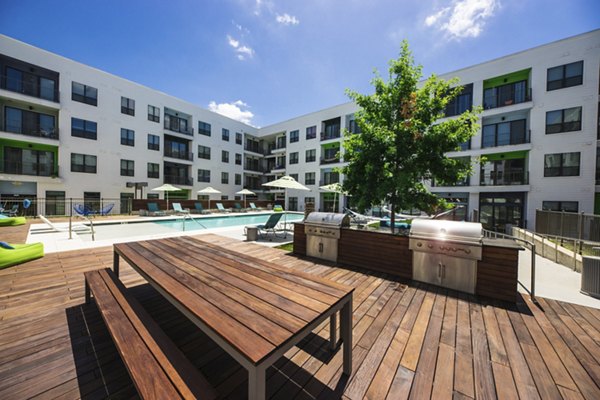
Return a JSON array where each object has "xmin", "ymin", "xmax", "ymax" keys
[{"xmin": 154, "ymin": 213, "xmax": 303, "ymax": 230}]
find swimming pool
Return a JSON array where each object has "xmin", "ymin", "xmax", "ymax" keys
[{"xmin": 75, "ymin": 212, "xmax": 304, "ymax": 242}]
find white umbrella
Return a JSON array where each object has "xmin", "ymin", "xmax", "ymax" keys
[
  {"xmin": 151, "ymin": 183, "xmax": 181, "ymax": 211},
  {"xmin": 236, "ymin": 188, "xmax": 256, "ymax": 209},
  {"xmin": 263, "ymin": 175, "xmax": 310, "ymax": 237},
  {"xmin": 319, "ymin": 183, "xmax": 347, "ymax": 213},
  {"xmin": 197, "ymin": 186, "xmax": 221, "ymax": 210}
]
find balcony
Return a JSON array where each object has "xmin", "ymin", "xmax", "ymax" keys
[
  {"xmin": 164, "ymin": 118, "xmax": 193, "ymax": 136},
  {"xmin": 244, "ymin": 143, "xmax": 265, "ymax": 155},
  {"xmin": 321, "ymin": 132, "xmax": 341, "ymax": 141},
  {"xmin": 244, "ymin": 162, "xmax": 264, "ymax": 173},
  {"xmin": 2, "ymin": 124, "xmax": 59, "ymax": 140},
  {"xmin": 164, "ymin": 148, "xmax": 193, "ymax": 161},
  {"xmin": 483, "ymin": 80, "xmax": 531, "ymax": 110},
  {"xmin": 320, "ymin": 156, "xmax": 341, "ymax": 165},
  {"xmin": 0, "ymin": 73, "xmax": 59, "ymax": 103},
  {"xmin": 164, "ymin": 175, "xmax": 193, "ymax": 186},
  {"xmin": 320, "ymin": 177, "xmax": 340, "ymax": 186},
  {"xmin": 480, "ymin": 170, "xmax": 529, "ymax": 186},
  {"xmin": 1, "ymin": 160, "xmax": 57, "ymax": 177}
]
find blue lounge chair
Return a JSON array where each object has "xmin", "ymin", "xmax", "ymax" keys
[
  {"xmin": 249, "ymin": 202, "xmax": 263, "ymax": 211},
  {"xmin": 216, "ymin": 203, "xmax": 231, "ymax": 213},
  {"xmin": 193, "ymin": 202, "xmax": 210, "ymax": 214},
  {"xmin": 233, "ymin": 203, "xmax": 246, "ymax": 212},
  {"xmin": 73, "ymin": 204, "xmax": 93, "ymax": 217},
  {"xmin": 256, "ymin": 213, "xmax": 284, "ymax": 240},
  {"xmin": 147, "ymin": 202, "xmax": 166, "ymax": 216},
  {"xmin": 98, "ymin": 203, "xmax": 114, "ymax": 216},
  {"xmin": 172, "ymin": 202, "xmax": 189, "ymax": 215}
]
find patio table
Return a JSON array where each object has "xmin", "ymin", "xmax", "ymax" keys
[{"xmin": 113, "ymin": 236, "xmax": 353, "ymax": 400}]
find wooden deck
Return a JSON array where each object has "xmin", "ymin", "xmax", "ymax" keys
[{"xmin": 1, "ymin": 228, "xmax": 600, "ymax": 399}]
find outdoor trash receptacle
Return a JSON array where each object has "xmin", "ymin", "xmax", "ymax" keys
[{"xmin": 246, "ymin": 227, "xmax": 258, "ymax": 241}]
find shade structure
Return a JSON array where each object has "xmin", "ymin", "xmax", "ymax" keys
[
  {"xmin": 151, "ymin": 184, "xmax": 182, "ymax": 210},
  {"xmin": 262, "ymin": 175, "xmax": 310, "ymax": 237},
  {"xmin": 197, "ymin": 186, "xmax": 222, "ymax": 210},
  {"xmin": 236, "ymin": 189, "xmax": 256, "ymax": 209},
  {"xmin": 319, "ymin": 183, "xmax": 347, "ymax": 213}
]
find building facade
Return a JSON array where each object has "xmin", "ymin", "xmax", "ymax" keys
[{"xmin": 1, "ymin": 30, "xmax": 599, "ymax": 230}]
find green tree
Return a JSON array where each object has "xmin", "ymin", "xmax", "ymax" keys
[{"xmin": 342, "ymin": 41, "xmax": 480, "ymax": 232}]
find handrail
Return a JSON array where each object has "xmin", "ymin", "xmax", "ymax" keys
[
  {"xmin": 180, "ymin": 213, "xmax": 207, "ymax": 231},
  {"xmin": 483, "ymin": 229, "xmax": 536, "ymax": 302},
  {"xmin": 70, "ymin": 213, "xmax": 95, "ymax": 241}
]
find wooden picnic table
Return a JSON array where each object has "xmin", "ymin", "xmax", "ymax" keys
[{"xmin": 113, "ymin": 236, "xmax": 354, "ymax": 400}]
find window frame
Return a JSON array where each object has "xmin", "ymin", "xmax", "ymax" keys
[
  {"xmin": 222, "ymin": 128, "xmax": 230, "ymax": 141},
  {"xmin": 290, "ymin": 130, "xmax": 299, "ymax": 143},
  {"xmin": 147, "ymin": 105, "xmax": 160, "ymax": 123},
  {"xmin": 221, "ymin": 150, "xmax": 229, "ymax": 163},
  {"xmin": 71, "ymin": 117, "xmax": 97, "ymax": 140},
  {"xmin": 545, "ymin": 106, "xmax": 582, "ymax": 134},
  {"xmin": 235, "ymin": 153, "xmax": 242, "ymax": 165},
  {"xmin": 198, "ymin": 169, "xmax": 210, "ymax": 183},
  {"xmin": 221, "ymin": 171, "xmax": 229, "ymax": 184},
  {"xmin": 120, "ymin": 159, "xmax": 135, "ymax": 177},
  {"xmin": 306, "ymin": 126, "xmax": 317, "ymax": 140},
  {"xmin": 71, "ymin": 82, "xmax": 98, "ymax": 106},
  {"xmin": 198, "ymin": 145, "xmax": 211, "ymax": 160},
  {"xmin": 547, "ymin": 61, "xmax": 583, "ymax": 91},
  {"xmin": 198, "ymin": 121, "xmax": 211, "ymax": 136},
  {"xmin": 147, "ymin": 162, "xmax": 159, "ymax": 178},
  {"xmin": 121, "ymin": 96, "xmax": 135, "ymax": 116},
  {"xmin": 543, "ymin": 152, "xmax": 581, "ymax": 177},
  {"xmin": 235, "ymin": 132, "xmax": 242, "ymax": 145},
  {"xmin": 71, "ymin": 153, "xmax": 97, "ymax": 174},
  {"xmin": 120, "ymin": 128, "xmax": 135, "ymax": 146},
  {"xmin": 289, "ymin": 152, "xmax": 299, "ymax": 164},
  {"xmin": 147, "ymin": 134, "xmax": 160, "ymax": 150}
]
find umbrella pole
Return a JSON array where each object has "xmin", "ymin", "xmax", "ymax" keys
[{"xmin": 284, "ymin": 188, "xmax": 288, "ymax": 238}]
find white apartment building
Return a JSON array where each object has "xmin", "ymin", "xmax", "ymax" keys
[{"xmin": 0, "ymin": 30, "xmax": 599, "ymax": 231}]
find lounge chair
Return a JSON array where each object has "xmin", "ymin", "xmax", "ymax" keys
[
  {"xmin": 172, "ymin": 202, "xmax": 190, "ymax": 215},
  {"xmin": 255, "ymin": 213, "xmax": 284, "ymax": 240},
  {"xmin": 192, "ymin": 202, "xmax": 210, "ymax": 214},
  {"xmin": 0, "ymin": 242, "xmax": 44, "ymax": 269},
  {"xmin": 216, "ymin": 203, "xmax": 231, "ymax": 213},
  {"xmin": 37, "ymin": 215, "xmax": 91, "ymax": 232},
  {"xmin": 73, "ymin": 204, "xmax": 93, "ymax": 217},
  {"xmin": 147, "ymin": 202, "xmax": 166, "ymax": 216},
  {"xmin": 98, "ymin": 203, "xmax": 114, "ymax": 216},
  {"xmin": 1, "ymin": 204, "xmax": 19, "ymax": 216},
  {"xmin": 233, "ymin": 203, "xmax": 246, "ymax": 212},
  {"xmin": 249, "ymin": 202, "xmax": 263, "ymax": 211}
]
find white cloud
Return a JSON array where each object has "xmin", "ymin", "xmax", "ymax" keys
[
  {"xmin": 208, "ymin": 100, "xmax": 255, "ymax": 125},
  {"xmin": 425, "ymin": 0, "xmax": 498, "ymax": 39},
  {"xmin": 276, "ymin": 13, "xmax": 299, "ymax": 26},
  {"xmin": 226, "ymin": 35, "xmax": 254, "ymax": 60}
]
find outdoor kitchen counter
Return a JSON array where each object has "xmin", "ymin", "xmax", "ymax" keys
[
  {"xmin": 477, "ymin": 239, "xmax": 523, "ymax": 302},
  {"xmin": 482, "ymin": 238, "xmax": 524, "ymax": 250}
]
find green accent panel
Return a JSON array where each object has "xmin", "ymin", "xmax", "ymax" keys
[
  {"xmin": 595, "ymin": 193, "xmax": 600, "ymax": 215},
  {"xmin": 484, "ymin": 150, "xmax": 528, "ymax": 161},
  {"xmin": 483, "ymin": 69, "xmax": 531, "ymax": 89},
  {"xmin": 321, "ymin": 142, "xmax": 340, "ymax": 150},
  {"xmin": 168, "ymin": 190, "xmax": 190, "ymax": 200},
  {"xmin": 0, "ymin": 138, "xmax": 59, "ymax": 169}
]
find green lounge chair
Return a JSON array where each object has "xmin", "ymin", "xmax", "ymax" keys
[
  {"xmin": 216, "ymin": 203, "xmax": 231, "ymax": 213},
  {"xmin": 233, "ymin": 203, "xmax": 246, "ymax": 212},
  {"xmin": 147, "ymin": 202, "xmax": 166, "ymax": 216},
  {"xmin": 0, "ymin": 242, "xmax": 44, "ymax": 269},
  {"xmin": 249, "ymin": 202, "xmax": 262, "ymax": 211},
  {"xmin": 172, "ymin": 202, "xmax": 190, "ymax": 215},
  {"xmin": 256, "ymin": 213, "xmax": 284, "ymax": 240}
]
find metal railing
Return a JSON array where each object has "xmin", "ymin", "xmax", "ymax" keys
[
  {"xmin": 484, "ymin": 228, "xmax": 537, "ymax": 302},
  {"xmin": 2, "ymin": 125, "xmax": 59, "ymax": 139},
  {"xmin": 0, "ymin": 161, "xmax": 58, "ymax": 177},
  {"xmin": 480, "ymin": 171, "xmax": 529, "ymax": 186},
  {"xmin": 1, "ymin": 73, "xmax": 60, "ymax": 102},
  {"xmin": 164, "ymin": 148, "xmax": 194, "ymax": 161},
  {"xmin": 164, "ymin": 175, "xmax": 193, "ymax": 186},
  {"xmin": 0, "ymin": 197, "xmax": 135, "ymax": 217}
]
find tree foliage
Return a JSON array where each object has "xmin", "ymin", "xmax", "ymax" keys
[{"xmin": 342, "ymin": 41, "xmax": 480, "ymax": 230}]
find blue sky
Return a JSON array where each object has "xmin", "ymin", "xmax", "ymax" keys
[{"xmin": 1, "ymin": 0, "xmax": 598, "ymax": 127}]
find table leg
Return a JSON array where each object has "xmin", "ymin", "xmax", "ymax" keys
[
  {"xmin": 248, "ymin": 365, "xmax": 266, "ymax": 400},
  {"xmin": 85, "ymin": 278, "xmax": 90, "ymax": 304},
  {"xmin": 341, "ymin": 295, "xmax": 353, "ymax": 376},
  {"xmin": 330, "ymin": 313, "xmax": 337, "ymax": 350},
  {"xmin": 113, "ymin": 251, "xmax": 120, "ymax": 277}
]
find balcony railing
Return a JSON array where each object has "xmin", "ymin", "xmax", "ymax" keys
[
  {"xmin": 164, "ymin": 148, "xmax": 193, "ymax": 161},
  {"xmin": 244, "ymin": 144, "xmax": 265, "ymax": 154},
  {"xmin": 483, "ymin": 83, "xmax": 532, "ymax": 110},
  {"xmin": 1, "ymin": 161, "xmax": 57, "ymax": 177},
  {"xmin": 321, "ymin": 132, "xmax": 341, "ymax": 141},
  {"xmin": 244, "ymin": 163, "xmax": 264, "ymax": 173},
  {"xmin": 164, "ymin": 119, "xmax": 193, "ymax": 136},
  {"xmin": 1, "ymin": 74, "xmax": 59, "ymax": 103},
  {"xmin": 480, "ymin": 171, "xmax": 529, "ymax": 186},
  {"xmin": 2, "ymin": 125, "xmax": 59, "ymax": 140},
  {"xmin": 320, "ymin": 156, "xmax": 341, "ymax": 165},
  {"xmin": 164, "ymin": 175, "xmax": 193, "ymax": 186},
  {"xmin": 320, "ymin": 178, "xmax": 340, "ymax": 186}
]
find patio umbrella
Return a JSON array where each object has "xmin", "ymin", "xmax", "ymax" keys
[
  {"xmin": 319, "ymin": 183, "xmax": 347, "ymax": 213},
  {"xmin": 263, "ymin": 175, "xmax": 310, "ymax": 237},
  {"xmin": 236, "ymin": 188, "xmax": 256, "ymax": 209},
  {"xmin": 151, "ymin": 183, "xmax": 181, "ymax": 211},
  {"xmin": 197, "ymin": 186, "xmax": 221, "ymax": 210}
]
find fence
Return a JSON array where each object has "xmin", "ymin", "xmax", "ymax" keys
[
  {"xmin": 0, "ymin": 198, "xmax": 133, "ymax": 217},
  {"xmin": 535, "ymin": 209, "xmax": 600, "ymax": 243}
]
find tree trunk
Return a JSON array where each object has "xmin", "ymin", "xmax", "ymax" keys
[{"xmin": 390, "ymin": 203, "xmax": 396, "ymax": 234}]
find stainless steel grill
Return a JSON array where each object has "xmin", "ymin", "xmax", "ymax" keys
[
  {"xmin": 304, "ymin": 212, "xmax": 350, "ymax": 262},
  {"xmin": 409, "ymin": 219, "xmax": 483, "ymax": 294}
]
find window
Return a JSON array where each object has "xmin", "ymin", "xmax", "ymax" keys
[
  {"xmin": 289, "ymin": 152, "xmax": 299, "ymax": 164},
  {"xmin": 235, "ymin": 173, "xmax": 241, "ymax": 185},
  {"xmin": 222, "ymin": 128, "xmax": 229, "ymax": 141},
  {"xmin": 445, "ymin": 84, "xmax": 473, "ymax": 117},
  {"xmin": 288, "ymin": 197, "xmax": 298, "ymax": 211},
  {"xmin": 305, "ymin": 172, "xmax": 315, "ymax": 185},
  {"xmin": 71, "ymin": 118, "xmax": 97, "ymax": 140},
  {"xmin": 198, "ymin": 169, "xmax": 210, "ymax": 183},
  {"xmin": 71, "ymin": 82, "xmax": 97, "ymax": 106},
  {"xmin": 290, "ymin": 130, "xmax": 299, "ymax": 143},
  {"xmin": 71, "ymin": 153, "xmax": 97, "ymax": 173},
  {"xmin": 235, "ymin": 153, "xmax": 242, "ymax": 165},
  {"xmin": 348, "ymin": 120, "xmax": 362, "ymax": 134},
  {"xmin": 546, "ymin": 107, "xmax": 582, "ymax": 134},
  {"xmin": 222, "ymin": 150, "xmax": 229, "ymax": 163},
  {"xmin": 120, "ymin": 128, "xmax": 135, "ymax": 146},
  {"xmin": 39, "ymin": 77, "xmax": 56, "ymax": 102},
  {"xmin": 483, "ymin": 80, "xmax": 528, "ymax": 109},
  {"xmin": 481, "ymin": 119, "xmax": 527, "ymax": 148},
  {"xmin": 4, "ymin": 106, "xmax": 57, "ymax": 139},
  {"xmin": 305, "ymin": 197, "xmax": 315, "ymax": 205},
  {"xmin": 547, "ymin": 61, "xmax": 583, "ymax": 91},
  {"xmin": 544, "ymin": 152, "xmax": 581, "ymax": 177},
  {"xmin": 120, "ymin": 159, "xmax": 134, "ymax": 176},
  {"xmin": 236, "ymin": 132, "xmax": 242, "ymax": 144},
  {"xmin": 221, "ymin": 172, "xmax": 229, "ymax": 184},
  {"xmin": 290, "ymin": 174, "xmax": 299, "ymax": 181},
  {"xmin": 198, "ymin": 121, "xmax": 211, "ymax": 136},
  {"xmin": 542, "ymin": 201, "xmax": 579, "ymax": 213},
  {"xmin": 148, "ymin": 105, "xmax": 160, "ymax": 123},
  {"xmin": 147, "ymin": 162, "xmax": 159, "ymax": 178},
  {"xmin": 306, "ymin": 126, "xmax": 317, "ymax": 140},
  {"xmin": 147, "ymin": 134, "xmax": 160, "ymax": 150},
  {"xmin": 306, "ymin": 149, "xmax": 316, "ymax": 162},
  {"xmin": 121, "ymin": 96, "xmax": 135, "ymax": 115},
  {"xmin": 198, "ymin": 145, "xmax": 211, "ymax": 160}
]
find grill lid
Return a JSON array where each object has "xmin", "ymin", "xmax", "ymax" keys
[
  {"xmin": 305, "ymin": 212, "xmax": 350, "ymax": 228},
  {"xmin": 409, "ymin": 219, "xmax": 483, "ymax": 243}
]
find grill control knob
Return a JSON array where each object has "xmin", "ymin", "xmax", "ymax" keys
[
  {"xmin": 452, "ymin": 247, "xmax": 457, "ymax": 252},
  {"xmin": 427, "ymin": 244, "xmax": 433, "ymax": 249},
  {"xmin": 417, "ymin": 242, "xmax": 422, "ymax": 247},
  {"xmin": 465, "ymin": 249, "xmax": 471, "ymax": 254}
]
